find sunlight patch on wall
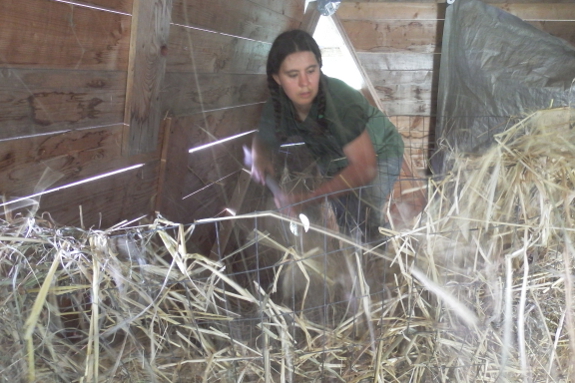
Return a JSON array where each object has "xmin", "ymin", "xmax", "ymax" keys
[{"xmin": 313, "ymin": 16, "xmax": 363, "ymax": 90}]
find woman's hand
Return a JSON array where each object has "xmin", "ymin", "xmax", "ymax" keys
[
  {"xmin": 308, "ymin": 130, "xmax": 378, "ymax": 200},
  {"xmin": 249, "ymin": 136, "xmax": 275, "ymax": 185}
]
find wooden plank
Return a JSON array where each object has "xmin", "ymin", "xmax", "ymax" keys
[
  {"xmin": 341, "ymin": 20, "xmax": 443, "ymax": 53},
  {"xmin": 67, "ymin": 0, "xmax": 134, "ymax": 14},
  {"xmin": 161, "ymin": 73, "xmax": 267, "ymax": 117},
  {"xmin": 375, "ymin": 84, "xmax": 435, "ymax": 106},
  {"xmin": 249, "ymin": 0, "xmax": 306, "ymax": 20},
  {"xmin": 171, "ymin": 0, "xmax": 300, "ymax": 43},
  {"xmin": 369, "ymin": 69, "xmax": 437, "ymax": 88},
  {"xmin": 0, "ymin": 125, "xmax": 158, "ymax": 198},
  {"xmin": 357, "ymin": 52, "xmax": 439, "ymax": 71},
  {"xmin": 379, "ymin": 99, "xmax": 433, "ymax": 117},
  {"xmin": 38, "ymin": 161, "xmax": 159, "ymax": 228},
  {"xmin": 494, "ymin": 3, "xmax": 575, "ymax": 20},
  {"xmin": 123, "ymin": 0, "xmax": 173, "ymax": 155},
  {"xmin": 332, "ymin": 15, "xmax": 383, "ymax": 109},
  {"xmin": 301, "ymin": 2, "xmax": 322, "ymax": 33},
  {"xmin": 0, "ymin": 69, "xmax": 126, "ymax": 139},
  {"xmin": 166, "ymin": 26, "xmax": 270, "ymax": 74},
  {"xmin": 338, "ymin": 2, "xmax": 445, "ymax": 20},
  {"xmin": 0, "ymin": 0, "xmax": 131, "ymax": 70}
]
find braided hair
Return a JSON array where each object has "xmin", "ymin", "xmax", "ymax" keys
[{"xmin": 266, "ymin": 30, "xmax": 328, "ymax": 138}]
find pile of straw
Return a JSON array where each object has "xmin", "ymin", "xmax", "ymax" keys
[{"xmin": 1, "ymin": 107, "xmax": 574, "ymax": 382}]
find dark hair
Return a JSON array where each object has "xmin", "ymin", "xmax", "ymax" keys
[{"xmin": 266, "ymin": 30, "xmax": 327, "ymax": 135}]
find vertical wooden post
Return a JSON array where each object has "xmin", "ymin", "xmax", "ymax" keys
[
  {"xmin": 301, "ymin": 3, "xmax": 321, "ymax": 33},
  {"xmin": 123, "ymin": 0, "xmax": 173, "ymax": 155}
]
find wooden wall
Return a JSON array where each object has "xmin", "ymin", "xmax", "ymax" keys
[
  {"xmin": 338, "ymin": 1, "xmax": 444, "ymax": 180},
  {"xmin": 2, "ymin": 0, "xmax": 573, "ymax": 239},
  {"xmin": 0, "ymin": 0, "xmax": 162, "ymax": 229},
  {"xmin": 339, "ymin": 0, "xmax": 575, "ymax": 180},
  {"xmin": 158, "ymin": 0, "xmax": 313, "ymax": 252}
]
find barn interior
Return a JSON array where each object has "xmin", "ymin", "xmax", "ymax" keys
[{"xmin": 1, "ymin": 0, "xmax": 575, "ymax": 382}]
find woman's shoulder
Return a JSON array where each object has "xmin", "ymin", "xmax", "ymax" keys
[
  {"xmin": 324, "ymin": 75, "xmax": 357, "ymax": 94},
  {"xmin": 323, "ymin": 75, "xmax": 370, "ymax": 111}
]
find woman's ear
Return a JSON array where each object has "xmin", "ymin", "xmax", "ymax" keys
[{"xmin": 272, "ymin": 74, "xmax": 281, "ymax": 86}]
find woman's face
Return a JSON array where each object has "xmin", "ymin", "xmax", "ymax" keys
[{"xmin": 273, "ymin": 51, "xmax": 320, "ymax": 114}]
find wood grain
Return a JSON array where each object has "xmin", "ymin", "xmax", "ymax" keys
[
  {"xmin": 38, "ymin": 161, "xmax": 159, "ymax": 228},
  {"xmin": 356, "ymin": 52, "xmax": 439, "ymax": 71},
  {"xmin": 171, "ymin": 0, "xmax": 300, "ymax": 43},
  {"xmin": 78, "ymin": 0, "xmax": 133, "ymax": 14},
  {"xmin": 0, "ymin": 69, "xmax": 126, "ymax": 139},
  {"xmin": 380, "ymin": 99, "xmax": 433, "ymax": 116},
  {"xmin": 0, "ymin": 125, "xmax": 157, "ymax": 198},
  {"xmin": 161, "ymin": 73, "xmax": 267, "ymax": 117},
  {"xmin": 249, "ymin": 0, "xmax": 305, "ymax": 21},
  {"xmin": 123, "ymin": 0, "xmax": 173, "ymax": 155},
  {"xmin": 0, "ymin": 0, "xmax": 131, "ymax": 70},
  {"xmin": 375, "ymin": 84, "xmax": 435, "ymax": 106},
  {"xmin": 166, "ymin": 26, "xmax": 270, "ymax": 74},
  {"xmin": 338, "ymin": 2, "xmax": 445, "ymax": 20},
  {"xmin": 370, "ymin": 69, "xmax": 438, "ymax": 88},
  {"xmin": 341, "ymin": 19, "xmax": 443, "ymax": 53},
  {"xmin": 495, "ymin": 3, "xmax": 575, "ymax": 19}
]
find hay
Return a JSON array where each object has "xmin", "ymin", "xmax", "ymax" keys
[{"xmin": 1, "ymin": 107, "xmax": 574, "ymax": 382}]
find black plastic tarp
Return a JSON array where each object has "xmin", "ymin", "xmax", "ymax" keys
[{"xmin": 432, "ymin": 0, "xmax": 575, "ymax": 174}]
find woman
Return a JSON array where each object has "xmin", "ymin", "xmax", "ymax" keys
[{"xmin": 250, "ymin": 29, "xmax": 403, "ymax": 242}]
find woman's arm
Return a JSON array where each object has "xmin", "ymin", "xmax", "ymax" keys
[
  {"xmin": 276, "ymin": 129, "xmax": 378, "ymax": 217},
  {"xmin": 309, "ymin": 129, "xmax": 377, "ymax": 200}
]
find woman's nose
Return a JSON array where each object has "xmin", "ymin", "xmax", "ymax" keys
[{"xmin": 299, "ymin": 74, "xmax": 310, "ymax": 87}]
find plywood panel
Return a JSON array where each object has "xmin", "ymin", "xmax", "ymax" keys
[
  {"xmin": 167, "ymin": 26, "xmax": 269, "ymax": 73},
  {"xmin": 338, "ymin": 2, "xmax": 445, "ymax": 20},
  {"xmin": 356, "ymin": 52, "xmax": 439, "ymax": 71},
  {"xmin": 39, "ymin": 161, "xmax": 159, "ymax": 228},
  {"xmin": 161, "ymin": 73, "xmax": 267, "ymax": 116},
  {"xmin": 249, "ymin": 0, "xmax": 306, "ymax": 20},
  {"xmin": 82, "ymin": 0, "xmax": 133, "ymax": 14},
  {"xmin": 0, "ymin": 125, "xmax": 157, "ymax": 198},
  {"xmin": 495, "ymin": 3, "xmax": 575, "ymax": 19},
  {"xmin": 379, "ymin": 99, "xmax": 433, "ymax": 116},
  {"xmin": 0, "ymin": 0, "xmax": 131, "ymax": 70},
  {"xmin": 341, "ymin": 19, "xmax": 443, "ymax": 53},
  {"xmin": 0, "ymin": 69, "xmax": 126, "ymax": 139},
  {"xmin": 376, "ymin": 84, "xmax": 435, "ymax": 106},
  {"xmin": 371, "ymin": 69, "xmax": 437, "ymax": 88},
  {"xmin": 171, "ymin": 0, "xmax": 300, "ymax": 43}
]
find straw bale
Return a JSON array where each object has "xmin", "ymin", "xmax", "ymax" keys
[{"xmin": 1, "ymin": 107, "xmax": 574, "ymax": 382}]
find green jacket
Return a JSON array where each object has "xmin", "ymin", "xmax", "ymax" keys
[{"xmin": 258, "ymin": 75, "xmax": 404, "ymax": 176}]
